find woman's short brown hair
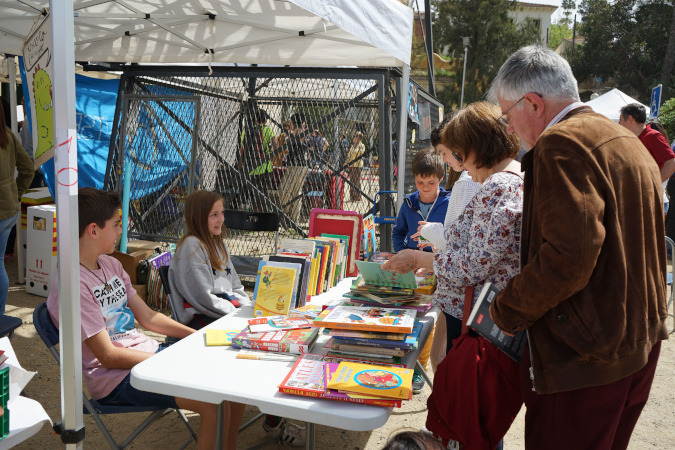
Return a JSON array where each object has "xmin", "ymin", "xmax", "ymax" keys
[{"xmin": 442, "ymin": 102, "xmax": 520, "ymax": 169}]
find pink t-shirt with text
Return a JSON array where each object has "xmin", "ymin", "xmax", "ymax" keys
[{"xmin": 46, "ymin": 255, "xmax": 159, "ymax": 400}]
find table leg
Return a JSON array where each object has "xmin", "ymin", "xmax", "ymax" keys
[
  {"xmin": 305, "ymin": 422, "xmax": 314, "ymax": 450},
  {"xmin": 415, "ymin": 360, "xmax": 433, "ymax": 389},
  {"xmin": 216, "ymin": 401, "xmax": 226, "ymax": 448}
]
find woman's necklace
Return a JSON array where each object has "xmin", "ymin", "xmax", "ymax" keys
[{"xmin": 80, "ymin": 262, "xmax": 113, "ymax": 293}]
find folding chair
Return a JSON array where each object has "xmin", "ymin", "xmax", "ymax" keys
[
  {"xmin": 32, "ymin": 302, "xmax": 198, "ymax": 449},
  {"xmin": 0, "ymin": 314, "xmax": 22, "ymax": 340},
  {"xmin": 225, "ymin": 209, "xmax": 280, "ymax": 286},
  {"xmin": 666, "ymin": 236, "xmax": 675, "ymax": 329}
]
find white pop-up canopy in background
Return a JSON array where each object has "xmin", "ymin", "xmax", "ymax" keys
[
  {"xmin": 585, "ymin": 88, "xmax": 650, "ymax": 123},
  {"xmin": 0, "ymin": 1, "xmax": 414, "ymax": 448}
]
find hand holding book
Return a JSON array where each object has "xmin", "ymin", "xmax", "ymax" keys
[{"xmin": 381, "ymin": 249, "xmax": 434, "ymax": 274}]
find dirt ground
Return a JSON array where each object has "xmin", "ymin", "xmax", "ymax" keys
[{"xmin": 4, "ymin": 257, "xmax": 675, "ymax": 449}]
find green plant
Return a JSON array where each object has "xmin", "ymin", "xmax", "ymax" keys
[{"xmin": 658, "ymin": 97, "xmax": 675, "ymax": 141}]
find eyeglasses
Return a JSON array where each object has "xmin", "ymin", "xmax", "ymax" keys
[
  {"xmin": 498, "ymin": 94, "xmax": 528, "ymax": 127},
  {"xmin": 452, "ymin": 151, "xmax": 463, "ymax": 163}
]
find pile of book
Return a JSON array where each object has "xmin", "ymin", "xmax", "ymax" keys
[
  {"xmin": 314, "ymin": 304, "xmax": 418, "ymax": 364},
  {"xmin": 206, "ymin": 315, "xmax": 320, "ymax": 357},
  {"xmin": 342, "ymin": 260, "xmax": 434, "ymax": 313},
  {"xmin": 279, "ymin": 353, "xmax": 413, "ymax": 407}
]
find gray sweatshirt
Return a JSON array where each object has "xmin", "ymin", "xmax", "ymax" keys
[{"xmin": 168, "ymin": 236, "xmax": 250, "ymax": 324}]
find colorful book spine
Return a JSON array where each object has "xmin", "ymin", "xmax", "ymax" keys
[{"xmin": 328, "ymin": 338, "xmax": 408, "ymax": 356}]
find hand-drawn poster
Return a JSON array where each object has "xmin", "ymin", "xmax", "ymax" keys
[{"xmin": 22, "ymin": 16, "xmax": 54, "ymax": 169}]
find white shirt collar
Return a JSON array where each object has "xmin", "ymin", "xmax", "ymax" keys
[{"xmin": 545, "ymin": 101, "xmax": 586, "ymax": 131}]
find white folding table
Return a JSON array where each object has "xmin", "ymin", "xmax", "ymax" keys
[{"xmin": 131, "ymin": 278, "xmax": 437, "ymax": 449}]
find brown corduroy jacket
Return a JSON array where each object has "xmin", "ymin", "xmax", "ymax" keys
[
  {"xmin": 0, "ymin": 130, "xmax": 33, "ymax": 221},
  {"xmin": 491, "ymin": 107, "xmax": 669, "ymax": 394}
]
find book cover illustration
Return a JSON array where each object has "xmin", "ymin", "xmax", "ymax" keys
[
  {"xmin": 248, "ymin": 315, "xmax": 312, "ymax": 333},
  {"xmin": 326, "ymin": 361, "xmax": 413, "ymax": 400},
  {"xmin": 323, "ymin": 363, "xmax": 402, "ymax": 407},
  {"xmin": 325, "ymin": 338, "xmax": 408, "ymax": 356},
  {"xmin": 289, "ymin": 304, "xmax": 324, "ymax": 319},
  {"xmin": 204, "ymin": 329, "xmax": 241, "ymax": 346},
  {"xmin": 362, "ymin": 214, "xmax": 376, "ymax": 261},
  {"xmin": 466, "ymin": 282, "xmax": 527, "ymax": 362},
  {"xmin": 231, "ymin": 327, "xmax": 319, "ymax": 355},
  {"xmin": 315, "ymin": 305, "xmax": 417, "ymax": 334},
  {"xmin": 253, "ymin": 265, "xmax": 298, "ymax": 317},
  {"xmin": 257, "ymin": 260, "xmax": 302, "ymax": 309},
  {"xmin": 355, "ymin": 260, "xmax": 418, "ymax": 289},
  {"xmin": 329, "ymin": 321, "xmax": 423, "ymax": 349}
]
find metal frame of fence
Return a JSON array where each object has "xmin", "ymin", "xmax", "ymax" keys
[{"xmin": 98, "ymin": 65, "xmax": 441, "ymax": 259}]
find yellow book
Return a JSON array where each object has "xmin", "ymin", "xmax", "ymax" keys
[
  {"xmin": 326, "ymin": 361, "xmax": 413, "ymax": 400},
  {"xmin": 253, "ymin": 265, "xmax": 298, "ymax": 317},
  {"xmin": 204, "ymin": 329, "xmax": 241, "ymax": 346},
  {"xmin": 308, "ymin": 250, "xmax": 318, "ymax": 297}
]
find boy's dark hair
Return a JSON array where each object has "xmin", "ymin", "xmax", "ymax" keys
[
  {"xmin": 78, "ymin": 187, "xmax": 121, "ymax": 237},
  {"xmin": 411, "ymin": 147, "xmax": 445, "ymax": 179},
  {"xmin": 430, "ymin": 111, "xmax": 458, "ymax": 148},
  {"xmin": 382, "ymin": 430, "xmax": 445, "ymax": 450},
  {"xmin": 650, "ymin": 121, "xmax": 670, "ymax": 143},
  {"xmin": 620, "ymin": 103, "xmax": 647, "ymax": 124}
]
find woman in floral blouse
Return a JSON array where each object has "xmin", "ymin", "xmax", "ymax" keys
[{"xmin": 383, "ymin": 101, "xmax": 523, "ymax": 358}]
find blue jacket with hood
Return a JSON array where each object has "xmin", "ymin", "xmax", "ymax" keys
[{"xmin": 392, "ymin": 187, "xmax": 450, "ymax": 252}]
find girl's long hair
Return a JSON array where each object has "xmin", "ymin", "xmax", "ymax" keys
[{"xmin": 178, "ymin": 190, "xmax": 229, "ymax": 270}]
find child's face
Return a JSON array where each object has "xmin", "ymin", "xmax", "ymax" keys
[
  {"xmin": 99, "ymin": 210, "xmax": 122, "ymax": 254},
  {"xmin": 414, "ymin": 174, "xmax": 442, "ymax": 203},
  {"xmin": 437, "ymin": 143, "xmax": 464, "ymax": 172},
  {"xmin": 208, "ymin": 200, "xmax": 225, "ymax": 236}
]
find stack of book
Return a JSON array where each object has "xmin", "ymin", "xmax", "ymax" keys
[
  {"xmin": 313, "ymin": 304, "xmax": 418, "ymax": 363},
  {"xmin": 279, "ymin": 353, "xmax": 411, "ymax": 407},
  {"xmin": 229, "ymin": 315, "xmax": 320, "ymax": 355}
]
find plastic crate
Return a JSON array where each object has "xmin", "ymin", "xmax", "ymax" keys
[{"xmin": 0, "ymin": 366, "xmax": 8, "ymax": 439}]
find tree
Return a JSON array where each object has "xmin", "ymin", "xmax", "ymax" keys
[
  {"xmin": 432, "ymin": 0, "xmax": 540, "ymax": 109},
  {"xmin": 658, "ymin": 97, "xmax": 675, "ymax": 140},
  {"xmin": 559, "ymin": 0, "xmax": 577, "ymax": 27},
  {"xmin": 569, "ymin": 0, "xmax": 672, "ymax": 103},
  {"xmin": 548, "ymin": 23, "xmax": 573, "ymax": 50}
]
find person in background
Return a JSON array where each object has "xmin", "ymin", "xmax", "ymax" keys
[
  {"xmin": 383, "ymin": 102, "xmax": 523, "ymax": 449},
  {"xmin": 346, "ymin": 131, "xmax": 365, "ymax": 202},
  {"xmin": 382, "ymin": 430, "xmax": 445, "ymax": 450},
  {"xmin": 489, "ymin": 45, "xmax": 667, "ymax": 449},
  {"xmin": 47, "ymin": 187, "xmax": 243, "ymax": 450},
  {"xmin": 278, "ymin": 113, "xmax": 309, "ymax": 223},
  {"xmin": 619, "ymin": 103, "xmax": 675, "ymax": 212},
  {"xmin": 0, "ymin": 99, "xmax": 33, "ymax": 313},
  {"xmin": 169, "ymin": 190, "xmax": 250, "ymax": 329}
]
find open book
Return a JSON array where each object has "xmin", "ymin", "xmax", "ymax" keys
[
  {"xmin": 465, "ymin": 282, "xmax": 526, "ymax": 362},
  {"xmin": 354, "ymin": 260, "xmax": 418, "ymax": 289}
]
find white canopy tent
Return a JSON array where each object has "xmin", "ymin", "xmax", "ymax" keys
[
  {"xmin": 585, "ymin": 88, "xmax": 649, "ymax": 123},
  {"xmin": 0, "ymin": 1, "xmax": 414, "ymax": 448}
]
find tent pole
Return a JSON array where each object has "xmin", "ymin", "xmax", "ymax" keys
[
  {"xmin": 396, "ymin": 64, "xmax": 410, "ymax": 213},
  {"xmin": 50, "ymin": 1, "xmax": 85, "ymax": 448}
]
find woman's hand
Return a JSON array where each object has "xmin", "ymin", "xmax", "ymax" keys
[
  {"xmin": 381, "ymin": 249, "xmax": 419, "ymax": 274},
  {"xmin": 411, "ymin": 221, "xmax": 436, "ymax": 251}
]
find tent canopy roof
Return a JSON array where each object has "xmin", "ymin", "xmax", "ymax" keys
[
  {"xmin": 0, "ymin": 0, "xmax": 412, "ymax": 68},
  {"xmin": 585, "ymin": 88, "xmax": 649, "ymax": 123}
]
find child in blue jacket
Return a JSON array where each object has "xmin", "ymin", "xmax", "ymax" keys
[{"xmin": 392, "ymin": 147, "xmax": 450, "ymax": 252}]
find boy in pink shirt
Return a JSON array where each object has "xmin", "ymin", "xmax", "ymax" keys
[{"xmin": 46, "ymin": 187, "xmax": 244, "ymax": 449}]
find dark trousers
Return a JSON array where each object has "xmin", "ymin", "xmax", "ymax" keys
[{"xmin": 521, "ymin": 341, "xmax": 661, "ymax": 450}]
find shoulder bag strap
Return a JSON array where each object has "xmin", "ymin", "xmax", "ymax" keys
[{"xmin": 461, "ymin": 285, "xmax": 475, "ymax": 335}]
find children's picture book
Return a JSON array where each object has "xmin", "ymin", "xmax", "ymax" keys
[
  {"xmin": 466, "ymin": 282, "xmax": 527, "ymax": 362},
  {"xmin": 323, "ymin": 363, "xmax": 402, "ymax": 407},
  {"xmin": 204, "ymin": 329, "xmax": 241, "ymax": 346},
  {"xmin": 362, "ymin": 214, "xmax": 376, "ymax": 261},
  {"xmin": 322, "ymin": 234, "xmax": 349, "ymax": 283},
  {"xmin": 327, "ymin": 328, "xmax": 406, "ymax": 341},
  {"xmin": 314, "ymin": 305, "xmax": 417, "ymax": 334},
  {"xmin": 326, "ymin": 361, "xmax": 413, "ymax": 400},
  {"xmin": 265, "ymin": 254, "xmax": 311, "ymax": 307},
  {"xmin": 278, "ymin": 238, "xmax": 316, "ymax": 256},
  {"xmin": 352, "ymin": 276, "xmax": 414, "ymax": 295},
  {"xmin": 248, "ymin": 315, "xmax": 312, "ymax": 333},
  {"xmin": 252, "ymin": 265, "xmax": 298, "ymax": 317},
  {"xmin": 308, "ymin": 209, "xmax": 363, "ymax": 277},
  {"xmin": 231, "ymin": 327, "xmax": 319, "ymax": 355},
  {"xmin": 278, "ymin": 353, "xmax": 403, "ymax": 407},
  {"xmin": 289, "ymin": 304, "xmax": 324, "ymax": 319},
  {"xmin": 256, "ymin": 260, "xmax": 302, "ymax": 308},
  {"xmin": 355, "ymin": 260, "xmax": 418, "ymax": 290}
]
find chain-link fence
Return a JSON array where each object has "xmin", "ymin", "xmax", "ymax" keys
[{"xmin": 103, "ymin": 66, "xmax": 441, "ymax": 260}]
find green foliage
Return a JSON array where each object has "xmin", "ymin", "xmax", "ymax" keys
[
  {"xmin": 559, "ymin": 0, "xmax": 577, "ymax": 27},
  {"xmin": 569, "ymin": 0, "xmax": 672, "ymax": 103},
  {"xmin": 432, "ymin": 0, "xmax": 540, "ymax": 110},
  {"xmin": 548, "ymin": 23, "xmax": 573, "ymax": 50},
  {"xmin": 658, "ymin": 97, "xmax": 675, "ymax": 141}
]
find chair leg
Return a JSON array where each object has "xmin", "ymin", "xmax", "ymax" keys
[
  {"xmin": 239, "ymin": 411, "xmax": 264, "ymax": 432},
  {"xmin": 83, "ymin": 395, "xmax": 122, "ymax": 450},
  {"xmin": 415, "ymin": 360, "xmax": 433, "ymax": 390},
  {"xmin": 176, "ymin": 408, "xmax": 199, "ymax": 443},
  {"xmin": 118, "ymin": 409, "xmax": 169, "ymax": 449}
]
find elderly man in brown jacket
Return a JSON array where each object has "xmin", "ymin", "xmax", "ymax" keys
[{"xmin": 488, "ymin": 46, "xmax": 669, "ymax": 449}]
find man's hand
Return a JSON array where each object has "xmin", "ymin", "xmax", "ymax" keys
[{"xmin": 381, "ymin": 249, "xmax": 418, "ymax": 274}]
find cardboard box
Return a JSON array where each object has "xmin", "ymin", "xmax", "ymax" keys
[
  {"xmin": 125, "ymin": 240, "xmax": 161, "ymax": 254},
  {"xmin": 133, "ymin": 283, "xmax": 148, "ymax": 301},
  {"xmin": 26, "ymin": 205, "xmax": 58, "ymax": 297},
  {"xmin": 20, "ymin": 188, "xmax": 54, "ymax": 271},
  {"xmin": 109, "ymin": 250, "xmax": 153, "ymax": 284}
]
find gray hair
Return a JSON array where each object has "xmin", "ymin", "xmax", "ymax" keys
[{"xmin": 487, "ymin": 45, "xmax": 580, "ymax": 104}]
